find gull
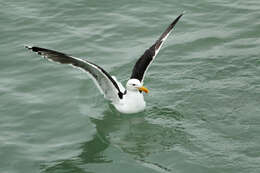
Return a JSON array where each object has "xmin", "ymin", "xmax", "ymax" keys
[{"xmin": 25, "ymin": 14, "xmax": 183, "ymax": 114}]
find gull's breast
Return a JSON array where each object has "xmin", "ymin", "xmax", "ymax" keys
[{"xmin": 113, "ymin": 91, "xmax": 146, "ymax": 114}]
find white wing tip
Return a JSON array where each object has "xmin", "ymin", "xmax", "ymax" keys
[{"xmin": 25, "ymin": 45, "xmax": 33, "ymax": 49}]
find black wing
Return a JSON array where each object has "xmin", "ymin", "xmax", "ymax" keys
[
  {"xmin": 130, "ymin": 13, "xmax": 183, "ymax": 83},
  {"xmin": 26, "ymin": 46, "xmax": 125, "ymax": 101}
]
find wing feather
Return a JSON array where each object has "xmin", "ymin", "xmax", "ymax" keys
[
  {"xmin": 130, "ymin": 13, "xmax": 183, "ymax": 83},
  {"xmin": 26, "ymin": 46, "xmax": 124, "ymax": 102}
]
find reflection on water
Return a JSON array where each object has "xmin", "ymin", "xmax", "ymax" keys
[
  {"xmin": 43, "ymin": 106, "xmax": 189, "ymax": 172},
  {"xmin": 2, "ymin": 0, "xmax": 260, "ymax": 172}
]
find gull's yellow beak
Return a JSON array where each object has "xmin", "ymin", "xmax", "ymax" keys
[{"xmin": 138, "ymin": 86, "xmax": 149, "ymax": 93}]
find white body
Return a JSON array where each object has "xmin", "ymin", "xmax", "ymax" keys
[{"xmin": 113, "ymin": 90, "xmax": 146, "ymax": 114}]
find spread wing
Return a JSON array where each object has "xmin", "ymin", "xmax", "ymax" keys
[
  {"xmin": 130, "ymin": 13, "xmax": 183, "ymax": 83},
  {"xmin": 25, "ymin": 46, "xmax": 125, "ymax": 102}
]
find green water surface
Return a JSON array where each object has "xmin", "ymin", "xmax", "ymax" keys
[{"xmin": 1, "ymin": 0, "xmax": 260, "ymax": 173}]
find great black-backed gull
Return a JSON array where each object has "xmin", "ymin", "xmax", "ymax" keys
[{"xmin": 25, "ymin": 14, "xmax": 183, "ymax": 114}]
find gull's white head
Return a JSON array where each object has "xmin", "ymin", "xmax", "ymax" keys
[{"xmin": 126, "ymin": 79, "xmax": 149, "ymax": 93}]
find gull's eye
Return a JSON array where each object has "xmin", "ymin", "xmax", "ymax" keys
[{"xmin": 132, "ymin": 84, "xmax": 136, "ymax": 86}]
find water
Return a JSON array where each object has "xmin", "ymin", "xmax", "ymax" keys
[{"xmin": 1, "ymin": 0, "xmax": 260, "ymax": 172}]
